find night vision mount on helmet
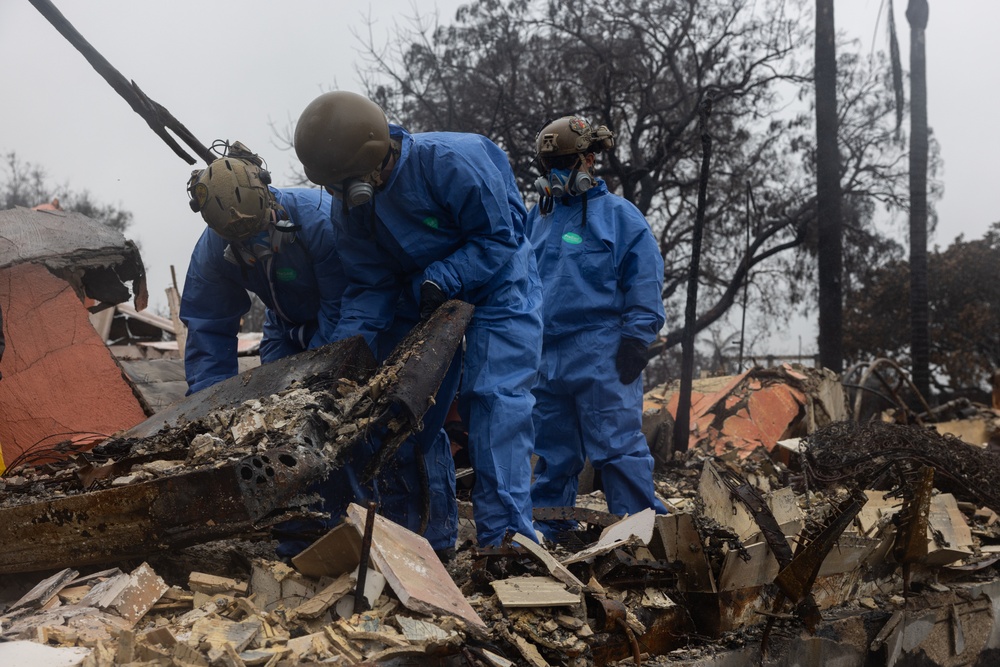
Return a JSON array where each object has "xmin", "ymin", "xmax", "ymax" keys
[{"xmin": 535, "ymin": 116, "xmax": 614, "ymax": 161}]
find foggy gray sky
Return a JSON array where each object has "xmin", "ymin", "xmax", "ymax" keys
[{"xmin": 1, "ymin": 1, "xmax": 997, "ymax": 352}]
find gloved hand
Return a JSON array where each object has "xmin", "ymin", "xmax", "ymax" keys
[
  {"xmin": 419, "ymin": 280, "xmax": 448, "ymax": 320},
  {"xmin": 615, "ymin": 337, "xmax": 649, "ymax": 384}
]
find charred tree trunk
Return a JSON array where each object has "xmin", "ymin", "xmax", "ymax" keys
[
  {"xmin": 815, "ymin": 0, "xmax": 843, "ymax": 374},
  {"xmin": 673, "ymin": 97, "xmax": 713, "ymax": 454},
  {"xmin": 907, "ymin": 0, "xmax": 930, "ymax": 401}
]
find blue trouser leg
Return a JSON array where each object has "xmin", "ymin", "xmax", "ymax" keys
[
  {"xmin": 461, "ymin": 303, "xmax": 541, "ymax": 546},
  {"xmin": 528, "ymin": 332, "xmax": 664, "ymax": 542},
  {"xmin": 579, "ymin": 354, "xmax": 667, "ymax": 516},
  {"xmin": 531, "ymin": 372, "xmax": 586, "ymax": 540}
]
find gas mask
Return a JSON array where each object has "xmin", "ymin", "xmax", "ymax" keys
[
  {"xmin": 534, "ymin": 157, "xmax": 595, "ymax": 199},
  {"xmin": 535, "ymin": 167, "xmax": 595, "ymax": 198},
  {"xmin": 328, "ymin": 178, "xmax": 376, "ymax": 207},
  {"xmin": 326, "ymin": 155, "xmax": 394, "ymax": 208}
]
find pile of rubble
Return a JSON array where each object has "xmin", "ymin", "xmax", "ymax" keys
[{"xmin": 5, "ymin": 355, "xmax": 1000, "ymax": 666}]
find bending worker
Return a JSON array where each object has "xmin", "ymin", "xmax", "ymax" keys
[
  {"xmin": 526, "ymin": 116, "xmax": 667, "ymax": 541},
  {"xmin": 294, "ymin": 91, "xmax": 543, "ymax": 547},
  {"xmin": 181, "ymin": 142, "xmax": 457, "ymax": 558},
  {"xmin": 181, "ymin": 141, "xmax": 344, "ymax": 394}
]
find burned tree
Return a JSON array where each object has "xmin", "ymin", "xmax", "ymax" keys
[{"xmin": 349, "ymin": 0, "xmax": 916, "ymax": 354}]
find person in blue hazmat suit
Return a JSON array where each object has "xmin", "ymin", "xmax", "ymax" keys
[
  {"xmin": 181, "ymin": 142, "xmax": 346, "ymax": 394},
  {"xmin": 181, "ymin": 141, "xmax": 458, "ymax": 559},
  {"xmin": 293, "ymin": 91, "xmax": 543, "ymax": 547},
  {"xmin": 526, "ymin": 116, "xmax": 667, "ymax": 541}
]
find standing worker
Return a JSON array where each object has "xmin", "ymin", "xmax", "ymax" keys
[
  {"xmin": 527, "ymin": 116, "xmax": 667, "ymax": 541},
  {"xmin": 294, "ymin": 91, "xmax": 543, "ymax": 547}
]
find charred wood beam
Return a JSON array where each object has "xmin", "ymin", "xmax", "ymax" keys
[
  {"xmin": 361, "ymin": 300, "xmax": 474, "ymax": 480},
  {"xmin": 28, "ymin": 0, "xmax": 214, "ymax": 165},
  {"xmin": 0, "ymin": 446, "xmax": 328, "ymax": 574},
  {"xmin": 122, "ymin": 335, "xmax": 377, "ymax": 440}
]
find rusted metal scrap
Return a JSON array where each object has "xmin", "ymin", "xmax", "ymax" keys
[
  {"xmin": 773, "ymin": 486, "xmax": 867, "ymax": 606},
  {"xmin": 0, "ymin": 301, "xmax": 473, "ymax": 574},
  {"xmin": 892, "ymin": 465, "xmax": 935, "ymax": 593},
  {"xmin": 718, "ymin": 463, "xmax": 823, "ymax": 635},
  {"xmin": 0, "ymin": 446, "xmax": 329, "ymax": 575},
  {"xmin": 716, "ymin": 465, "xmax": 795, "ymax": 566}
]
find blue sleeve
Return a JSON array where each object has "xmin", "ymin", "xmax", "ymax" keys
[
  {"xmin": 420, "ymin": 138, "xmax": 526, "ymax": 296},
  {"xmin": 618, "ymin": 210, "xmax": 666, "ymax": 345},
  {"xmin": 278, "ymin": 191, "xmax": 347, "ymax": 349},
  {"xmin": 180, "ymin": 234, "xmax": 251, "ymax": 393},
  {"xmin": 307, "ymin": 231, "xmax": 346, "ymax": 349},
  {"xmin": 330, "ymin": 220, "xmax": 399, "ymax": 349}
]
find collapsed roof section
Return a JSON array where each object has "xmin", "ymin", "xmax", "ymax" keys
[{"xmin": 0, "ymin": 205, "xmax": 147, "ymax": 310}]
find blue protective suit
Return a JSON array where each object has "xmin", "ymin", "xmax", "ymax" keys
[
  {"xmin": 527, "ymin": 180, "xmax": 667, "ymax": 540},
  {"xmin": 330, "ymin": 125, "xmax": 543, "ymax": 547},
  {"xmin": 181, "ymin": 188, "xmax": 345, "ymax": 394}
]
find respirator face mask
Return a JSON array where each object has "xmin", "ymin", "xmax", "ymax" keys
[
  {"xmin": 329, "ymin": 179, "xmax": 375, "ymax": 207},
  {"xmin": 534, "ymin": 155, "xmax": 594, "ymax": 198},
  {"xmin": 326, "ymin": 174, "xmax": 380, "ymax": 207},
  {"xmin": 325, "ymin": 152, "xmax": 394, "ymax": 209}
]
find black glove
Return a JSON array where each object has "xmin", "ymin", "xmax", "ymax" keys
[
  {"xmin": 615, "ymin": 337, "xmax": 649, "ymax": 384},
  {"xmin": 419, "ymin": 280, "xmax": 448, "ymax": 320}
]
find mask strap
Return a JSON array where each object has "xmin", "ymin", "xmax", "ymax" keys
[{"xmin": 540, "ymin": 195, "xmax": 553, "ymax": 216}]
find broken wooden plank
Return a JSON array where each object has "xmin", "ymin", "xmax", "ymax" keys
[
  {"xmin": 698, "ymin": 460, "xmax": 801, "ymax": 542},
  {"xmin": 323, "ymin": 625, "xmax": 365, "ymax": 663},
  {"xmin": 512, "ymin": 533, "xmax": 585, "ymax": 591},
  {"xmin": 291, "ymin": 522, "xmax": 363, "ymax": 579},
  {"xmin": 288, "ymin": 573, "xmax": 353, "ymax": 620},
  {"xmin": 510, "ymin": 634, "xmax": 551, "ymax": 667},
  {"xmin": 188, "ymin": 573, "xmax": 248, "ymax": 597},
  {"xmin": 6, "ymin": 568, "xmax": 79, "ymax": 613},
  {"xmin": 77, "ymin": 562, "xmax": 168, "ymax": 626},
  {"xmin": 345, "ymin": 503, "xmax": 486, "ymax": 632},
  {"xmin": 249, "ymin": 560, "xmax": 318, "ymax": 612},
  {"xmin": 717, "ymin": 542, "xmax": 781, "ymax": 592},
  {"xmin": 653, "ymin": 513, "xmax": 716, "ymax": 593},
  {"xmin": 189, "ymin": 616, "xmax": 262, "ymax": 654},
  {"xmin": 491, "ymin": 576, "xmax": 582, "ymax": 608},
  {"xmin": 925, "ymin": 493, "xmax": 976, "ymax": 566}
]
